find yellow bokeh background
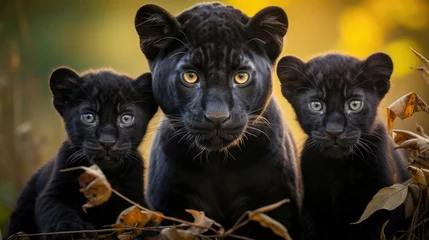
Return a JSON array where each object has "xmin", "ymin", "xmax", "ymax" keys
[{"xmin": 0, "ymin": 0, "xmax": 428, "ymax": 231}]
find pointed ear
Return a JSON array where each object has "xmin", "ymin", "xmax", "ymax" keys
[
  {"xmin": 134, "ymin": 72, "xmax": 158, "ymax": 117},
  {"xmin": 49, "ymin": 67, "xmax": 81, "ymax": 115},
  {"xmin": 277, "ymin": 56, "xmax": 306, "ymax": 101},
  {"xmin": 362, "ymin": 52, "xmax": 393, "ymax": 98},
  {"xmin": 247, "ymin": 6, "xmax": 288, "ymax": 62},
  {"xmin": 135, "ymin": 4, "xmax": 180, "ymax": 62}
]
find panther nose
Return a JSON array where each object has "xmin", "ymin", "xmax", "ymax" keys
[
  {"xmin": 99, "ymin": 135, "xmax": 117, "ymax": 148},
  {"xmin": 325, "ymin": 123, "xmax": 344, "ymax": 137},
  {"xmin": 204, "ymin": 113, "xmax": 230, "ymax": 126}
]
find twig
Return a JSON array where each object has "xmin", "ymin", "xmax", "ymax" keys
[
  {"xmin": 7, "ymin": 228, "xmax": 135, "ymax": 239},
  {"xmin": 111, "ymin": 188, "xmax": 219, "ymax": 234}
]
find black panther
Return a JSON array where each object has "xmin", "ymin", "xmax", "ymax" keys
[
  {"xmin": 277, "ymin": 53, "xmax": 410, "ymax": 240},
  {"xmin": 7, "ymin": 68, "xmax": 158, "ymax": 239},
  {"xmin": 135, "ymin": 2, "xmax": 301, "ymax": 239}
]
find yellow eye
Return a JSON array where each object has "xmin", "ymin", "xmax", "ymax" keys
[
  {"xmin": 234, "ymin": 72, "xmax": 249, "ymax": 84},
  {"xmin": 182, "ymin": 71, "xmax": 199, "ymax": 84}
]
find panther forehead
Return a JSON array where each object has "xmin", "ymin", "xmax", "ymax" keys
[{"xmin": 177, "ymin": 3, "xmax": 249, "ymax": 47}]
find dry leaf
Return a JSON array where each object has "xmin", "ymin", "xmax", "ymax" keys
[
  {"xmin": 392, "ymin": 129, "xmax": 422, "ymax": 145},
  {"xmin": 386, "ymin": 92, "xmax": 429, "ymax": 134},
  {"xmin": 380, "ymin": 220, "xmax": 389, "ymax": 240},
  {"xmin": 249, "ymin": 212, "xmax": 292, "ymax": 240},
  {"xmin": 351, "ymin": 184, "xmax": 408, "ymax": 224},
  {"xmin": 112, "ymin": 206, "xmax": 153, "ymax": 234},
  {"xmin": 395, "ymin": 138, "xmax": 429, "ymax": 154},
  {"xmin": 251, "ymin": 199, "xmax": 290, "ymax": 214},
  {"xmin": 408, "ymin": 166, "xmax": 427, "ymax": 190},
  {"xmin": 185, "ymin": 209, "xmax": 215, "ymax": 234},
  {"xmin": 408, "ymin": 184, "xmax": 421, "ymax": 205},
  {"xmin": 404, "ymin": 191, "xmax": 415, "ymax": 219},
  {"xmin": 410, "ymin": 47, "xmax": 429, "ymax": 86},
  {"xmin": 151, "ymin": 211, "xmax": 165, "ymax": 224},
  {"xmin": 159, "ymin": 227, "xmax": 197, "ymax": 240},
  {"xmin": 60, "ymin": 165, "xmax": 112, "ymax": 213},
  {"xmin": 117, "ymin": 232, "xmax": 137, "ymax": 240}
]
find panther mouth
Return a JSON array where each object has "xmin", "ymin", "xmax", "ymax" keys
[{"xmin": 196, "ymin": 131, "xmax": 241, "ymax": 151}]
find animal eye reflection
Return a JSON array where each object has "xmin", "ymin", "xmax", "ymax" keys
[
  {"xmin": 81, "ymin": 113, "xmax": 96, "ymax": 125},
  {"xmin": 309, "ymin": 101, "xmax": 323, "ymax": 113},
  {"xmin": 182, "ymin": 71, "xmax": 199, "ymax": 84},
  {"xmin": 348, "ymin": 100, "xmax": 363, "ymax": 111},
  {"xmin": 234, "ymin": 72, "xmax": 249, "ymax": 84}
]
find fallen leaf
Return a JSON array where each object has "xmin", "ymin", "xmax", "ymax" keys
[
  {"xmin": 404, "ymin": 191, "xmax": 415, "ymax": 219},
  {"xmin": 416, "ymin": 124, "xmax": 429, "ymax": 139},
  {"xmin": 251, "ymin": 199, "xmax": 290, "ymax": 214},
  {"xmin": 395, "ymin": 138, "xmax": 429, "ymax": 155},
  {"xmin": 351, "ymin": 184, "xmax": 408, "ymax": 224},
  {"xmin": 386, "ymin": 92, "xmax": 429, "ymax": 134},
  {"xmin": 159, "ymin": 227, "xmax": 197, "ymax": 240},
  {"xmin": 112, "ymin": 206, "xmax": 153, "ymax": 234},
  {"xmin": 392, "ymin": 129, "xmax": 422, "ymax": 145},
  {"xmin": 185, "ymin": 209, "xmax": 215, "ymax": 234},
  {"xmin": 61, "ymin": 165, "xmax": 112, "ymax": 213},
  {"xmin": 380, "ymin": 220, "xmax": 389, "ymax": 240},
  {"xmin": 249, "ymin": 212, "xmax": 292, "ymax": 240},
  {"xmin": 117, "ymin": 232, "xmax": 137, "ymax": 240},
  {"xmin": 410, "ymin": 47, "xmax": 429, "ymax": 86},
  {"xmin": 408, "ymin": 183, "xmax": 421, "ymax": 204},
  {"xmin": 408, "ymin": 166, "xmax": 427, "ymax": 190},
  {"xmin": 150, "ymin": 211, "xmax": 164, "ymax": 224}
]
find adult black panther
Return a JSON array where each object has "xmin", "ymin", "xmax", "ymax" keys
[{"xmin": 135, "ymin": 3, "xmax": 301, "ymax": 239}]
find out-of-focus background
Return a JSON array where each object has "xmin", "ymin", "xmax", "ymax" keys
[{"xmin": 0, "ymin": 0, "xmax": 428, "ymax": 233}]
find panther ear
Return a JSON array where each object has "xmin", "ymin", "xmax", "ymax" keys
[
  {"xmin": 247, "ymin": 6, "xmax": 288, "ymax": 62},
  {"xmin": 362, "ymin": 52, "xmax": 393, "ymax": 98},
  {"xmin": 277, "ymin": 56, "xmax": 306, "ymax": 101},
  {"xmin": 135, "ymin": 4, "xmax": 180, "ymax": 62},
  {"xmin": 49, "ymin": 67, "xmax": 81, "ymax": 115},
  {"xmin": 134, "ymin": 72, "xmax": 158, "ymax": 117}
]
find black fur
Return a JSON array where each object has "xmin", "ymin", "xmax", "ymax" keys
[
  {"xmin": 7, "ymin": 68, "xmax": 158, "ymax": 239},
  {"xmin": 135, "ymin": 3, "xmax": 301, "ymax": 240},
  {"xmin": 277, "ymin": 53, "xmax": 410, "ymax": 240}
]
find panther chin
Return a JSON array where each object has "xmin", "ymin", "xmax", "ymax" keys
[
  {"xmin": 322, "ymin": 144, "xmax": 354, "ymax": 158},
  {"xmin": 197, "ymin": 133, "xmax": 242, "ymax": 151}
]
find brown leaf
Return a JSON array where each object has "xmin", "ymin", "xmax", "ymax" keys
[
  {"xmin": 392, "ymin": 129, "xmax": 422, "ymax": 145},
  {"xmin": 185, "ymin": 209, "xmax": 215, "ymax": 234},
  {"xmin": 112, "ymin": 206, "xmax": 153, "ymax": 234},
  {"xmin": 410, "ymin": 47, "xmax": 429, "ymax": 86},
  {"xmin": 387, "ymin": 92, "xmax": 429, "ymax": 134},
  {"xmin": 249, "ymin": 212, "xmax": 292, "ymax": 240},
  {"xmin": 404, "ymin": 191, "xmax": 415, "ymax": 219},
  {"xmin": 395, "ymin": 138, "xmax": 429, "ymax": 155},
  {"xmin": 61, "ymin": 165, "xmax": 112, "ymax": 213},
  {"xmin": 251, "ymin": 199, "xmax": 290, "ymax": 214},
  {"xmin": 380, "ymin": 220, "xmax": 389, "ymax": 240},
  {"xmin": 159, "ymin": 227, "xmax": 197, "ymax": 240},
  {"xmin": 150, "ymin": 211, "xmax": 164, "ymax": 224},
  {"xmin": 408, "ymin": 166, "xmax": 427, "ymax": 190},
  {"xmin": 117, "ymin": 232, "xmax": 137, "ymax": 240},
  {"xmin": 351, "ymin": 184, "xmax": 408, "ymax": 224},
  {"xmin": 416, "ymin": 124, "xmax": 429, "ymax": 139}
]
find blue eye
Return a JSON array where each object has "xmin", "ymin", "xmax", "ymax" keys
[
  {"xmin": 81, "ymin": 113, "xmax": 96, "ymax": 125},
  {"xmin": 119, "ymin": 114, "xmax": 135, "ymax": 127}
]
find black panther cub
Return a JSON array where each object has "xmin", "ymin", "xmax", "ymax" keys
[
  {"xmin": 135, "ymin": 2, "xmax": 301, "ymax": 240},
  {"xmin": 277, "ymin": 53, "xmax": 410, "ymax": 240},
  {"xmin": 7, "ymin": 68, "xmax": 157, "ymax": 239}
]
